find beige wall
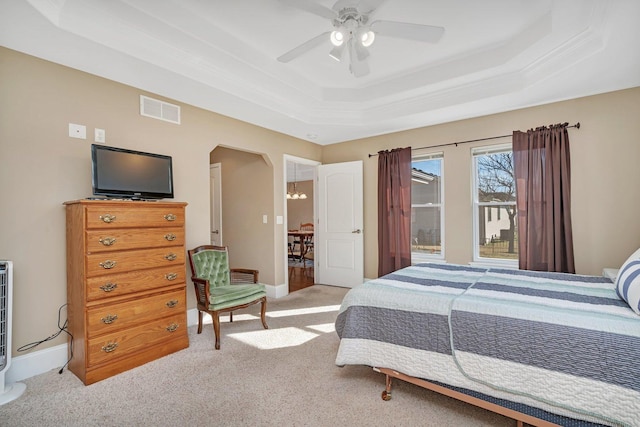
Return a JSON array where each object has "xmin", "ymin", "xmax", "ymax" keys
[
  {"xmin": 209, "ymin": 147, "xmax": 275, "ymax": 283},
  {"xmin": 323, "ymin": 88, "xmax": 640, "ymax": 279},
  {"xmin": 0, "ymin": 47, "xmax": 321, "ymax": 358},
  {"xmin": 2, "ymin": 45, "xmax": 639, "ymax": 360}
]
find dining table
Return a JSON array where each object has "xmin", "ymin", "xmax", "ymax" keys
[{"xmin": 287, "ymin": 230, "xmax": 314, "ymax": 260}]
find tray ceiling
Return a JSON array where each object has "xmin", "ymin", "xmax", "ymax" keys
[{"xmin": 1, "ymin": 0, "xmax": 639, "ymax": 145}]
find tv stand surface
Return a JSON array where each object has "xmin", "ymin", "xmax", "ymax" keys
[{"xmin": 84, "ymin": 197, "xmax": 159, "ymax": 202}]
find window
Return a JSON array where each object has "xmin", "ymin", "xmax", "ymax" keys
[
  {"xmin": 411, "ymin": 153, "xmax": 443, "ymax": 262},
  {"xmin": 472, "ymin": 144, "xmax": 518, "ymax": 265}
]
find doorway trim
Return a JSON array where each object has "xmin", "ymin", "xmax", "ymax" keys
[
  {"xmin": 283, "ymin": 154, "xmax": 320, "ymax": 294},
  {"xmin": 209, "ymin": 163, "xmax": 222, "ymax": 245}
]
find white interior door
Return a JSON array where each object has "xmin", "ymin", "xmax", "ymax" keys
[
  {"xmin": 210, "ymin": 163, "xmax": 222, "ymax": 245},
  {"xmin": 316, "ymin": 161, "xmax": 363, "ymax": 288}
]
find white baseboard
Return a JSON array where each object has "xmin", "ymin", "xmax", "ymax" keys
[
  {"xmin": 7, "ymin": 290, "xmax": 290, "ymax": 383},
  {"xmin": 6, "ymin": 343, "xmax": 69, "ymax": 383},
  {"xmin": 8, "ymin": 308, "xmax": 201, "ymax": 383},
  {"xmin": 268, "ymin": 283, "xmax": 289, "ymax": 298}
]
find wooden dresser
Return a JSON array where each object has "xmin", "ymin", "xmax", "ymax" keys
[{"xmin": 64, "ymin": 199, "xmax": 189, "ymax": 385}]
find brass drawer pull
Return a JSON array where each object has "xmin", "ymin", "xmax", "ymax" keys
[
  {"xmin": 164, "ymin": 213, "xmax": 177, "ymax": 222},
  {"xmin": 164, "ymin": 233, "xmax": 177, "ymax": 241},
  {"xmin": 99, "ymin": 260, "xmax": 117, "ymax": 269},
  {"xmin": 99, "ymin": 282, "xmax": 118, "ymax": 292},
  {"xmin": 165, "ymin": 273, "xmax": 178, "ymax": 281},
  {"xmin": 166, "ymin": 323, "xmax": 179, "ymax": 332},
  {"xmin": 166, "ymin": 300, "xmax": 178, "ymax": 308},
  {"xmin": 101, "ymin": 314, "xmax": 118, "ymax": 324},
  {"xmin": 99, "ymin": 214, "xmax": 116, "ymax": 223},
  {"xmin": 164, "ymin": 253, "xmax": 177, "ymax": 261},
  {"xmin": 101, "ymin": 342, "xmax": 118, "ymax": 353},
  {"xmin": 99, "ymin": 237, "xmax": 117, "ymax": 246}
]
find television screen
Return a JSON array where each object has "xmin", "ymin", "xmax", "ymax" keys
[{"xmin": 91, "ymin": 144, "xmax": 174, "ymax": 199}]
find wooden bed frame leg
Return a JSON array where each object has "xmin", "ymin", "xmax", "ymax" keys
[{"xmin": 381, "ymin": 373, "xmax": 393, "ymax": 401}]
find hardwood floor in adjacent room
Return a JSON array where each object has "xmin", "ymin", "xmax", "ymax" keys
[{"xmin": 288, "ymin": 264, "xmax": 314, "ymax": 292}]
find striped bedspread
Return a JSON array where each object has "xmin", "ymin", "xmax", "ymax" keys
[{"xmin": 335, "ymin": 263, "xmax": 640, "ymax": 427}]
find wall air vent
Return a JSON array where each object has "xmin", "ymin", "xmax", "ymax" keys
[{"xmin": 140, "ymin": 95, "xmax": 181, "ymax": 124}]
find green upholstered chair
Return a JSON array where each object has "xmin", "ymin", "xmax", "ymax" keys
[{"xmin": 187, "ymin": 245, "xmax": 268, "ymax": 350}]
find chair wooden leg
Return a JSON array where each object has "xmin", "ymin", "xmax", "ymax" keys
[
  {"xmin": 213, "ymin": 311, "xmax": 221, "ymax": 350},
  {"xmin": 260, "ymin": 297, "xmax": 269, "ymax": 330},
  {"xmin": 197, "ymin": 310, "xmax": 203, "ymax": 334}
]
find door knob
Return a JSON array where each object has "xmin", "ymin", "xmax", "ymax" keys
[
  {"xmin": 352, "ymin": 229, "xmax": 362, "ymax": 234},
  {"xmin": 211, "ymin": 230, "xmax": 219, "ymax": 234}
]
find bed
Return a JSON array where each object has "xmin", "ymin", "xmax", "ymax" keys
[{"xmin": 334, "ymin": 263, "xmax": 640, "ymax": 427}]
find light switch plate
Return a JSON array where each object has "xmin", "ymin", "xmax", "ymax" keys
[
  {"xmin": 262, "ymin": 214, "xmax": 268, "ymax": 224},
  {"xmin": 94, "ymin": 128, "xmax": 106, "ymax": 143}
]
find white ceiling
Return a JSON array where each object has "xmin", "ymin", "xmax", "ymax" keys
[{"xmin": 1, "ymin": 0, "xmax": 639, "ymax": 145}]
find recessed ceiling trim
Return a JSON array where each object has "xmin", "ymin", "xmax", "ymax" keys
[{"xmin": 5, "ymin": 0, "xmax": 640, "ymax": 147}]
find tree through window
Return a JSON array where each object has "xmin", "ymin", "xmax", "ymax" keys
[{"xmin": 472, "ymin": 145, "xmax": 518, "ymax": 262}]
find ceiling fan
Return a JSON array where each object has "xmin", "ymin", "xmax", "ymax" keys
[{"xmin": 277, "ymin": 0, "xmax": 445, "ymax": 77}]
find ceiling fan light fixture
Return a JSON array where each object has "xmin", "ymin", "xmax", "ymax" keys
[
  {"xmin": 277, "ymin": 2, "xmax": 446, "ymax": 77},
  {"xmin": 330, "ymin": 29, "xmax": 345, "ymax": 46},
  {"xmin": 359, "ymin": 29, "xmax": 375, "ymax": 47}
]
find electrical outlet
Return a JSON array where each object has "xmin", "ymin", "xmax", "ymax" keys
[
  {"xmin": 263, "ymin": 215, "xmax": 268, "ymax": 224},
  {"xmin": 69, "ymin": 123, "xmax": 86, "ymax": 139}
]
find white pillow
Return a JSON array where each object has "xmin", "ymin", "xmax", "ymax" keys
[{"xmin": 615, "ymin": 248, "xmax": 640, "ymax": 315}]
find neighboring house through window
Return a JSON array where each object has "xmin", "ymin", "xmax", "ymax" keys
[
  {"xmin": 411, "ymin": 152, "xmax": 444, "ymax": 262},
  {"xmin": 472, "ymin": 144, "xmax": 518, "ymax": 266}
]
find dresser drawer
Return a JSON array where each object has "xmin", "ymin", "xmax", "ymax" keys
[
  {"xmin": 86, "ymin": 266, "xmax": 185, "ymax": 301},
  {"xmin": 85, "ymin": 227, "xmax": 184, "ymax": 253},
  {"xmin": 85, "ymin": 205, "xmax": 185, "ymax": 229},
  {"xmin": 87, "ymin": 312, "xmax": 187, "ymax": 367},
  {"xmin": 86, "ymin": 247, "xmax": 185, "ymax": 277},
  {"xmin": 87, "ymin": 288, "xmax": 186, "ymax": 338}
]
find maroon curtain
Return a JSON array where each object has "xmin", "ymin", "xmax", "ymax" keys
[
  {"xmin": 378, "ymin": 147, "xmax": 412, "ymax": 277},
  {"xmin": 513, "ymin": 124, "xmax": 575, "ymax": 273}
]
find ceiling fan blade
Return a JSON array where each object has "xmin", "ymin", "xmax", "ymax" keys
[
  {"xmin": 356, "ymin": 0, "xmax": 387, "ymax": 15},
  {"xmin": 348, "ymin": 40, "xmax": 370, "ymax": 77},
  {"xmin": 371, "ymin": 20, "xmax": 445, "ymax": 43},
  {"xmin": 349, "ymin": 57, "xmax": 370, "ymax": 77},
  {"xmin": 280, "ymin": 0, "xmax": 337, "ymax": 20},
  {"xmin": 277, "ymin": 32, "xmax": 331, "ymax": 63},
  {"xmin": 353, "ymin": 40, "xmax": 370, "ymax": 61},
  {"xmin": 331, "ymin": 0, "xmax": 354, "ymax": 11}
]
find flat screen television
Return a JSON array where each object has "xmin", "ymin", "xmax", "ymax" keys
[{"xmin": 91, "ymin": 144, "xmax": 174, "ymax": 200}]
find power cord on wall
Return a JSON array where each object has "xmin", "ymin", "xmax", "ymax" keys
[{"xmin": 17, "ymin": 303, "xmax": 74, "ymax": 374}]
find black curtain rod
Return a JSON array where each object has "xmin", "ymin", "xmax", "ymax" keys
[{"xmin": 368, "ymin": 122, "xmax": 581, "ymax": 157}]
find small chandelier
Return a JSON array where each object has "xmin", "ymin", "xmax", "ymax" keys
[{"xmin": 287, "ymin": 163, "xmax": 307, "ymax": 200}]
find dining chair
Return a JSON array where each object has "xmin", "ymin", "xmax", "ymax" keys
[{"xmin": 299, "ymin": 222, "xmax": 314, "ymax": 257}]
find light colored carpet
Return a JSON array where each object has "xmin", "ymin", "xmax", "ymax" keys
[{"xmin": 1, "ymin": 285, "xmax": 514, "ymax": 427}]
